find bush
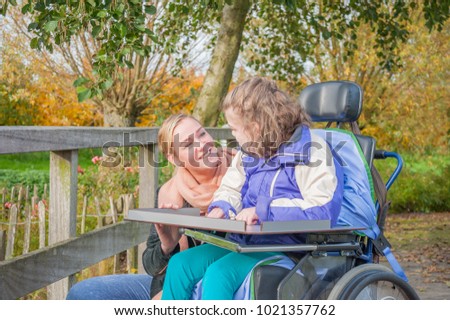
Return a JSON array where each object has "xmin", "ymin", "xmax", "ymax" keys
[
  {"xmin": 0, "ymin": 169, "xmax": 49, "ymax": 194},
  {"xmin": 375, "ymin": 153, "xmax": 450, "ymax": 213}
]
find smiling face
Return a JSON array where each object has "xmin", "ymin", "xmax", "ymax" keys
[{"xmin": 169, "ymin": 117, "xmax": 219, "ymax": 169}]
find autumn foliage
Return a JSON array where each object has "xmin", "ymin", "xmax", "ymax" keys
[
  {"xmin": 136, "ymin": 69, "xmax": 204, "ymax": 127},
  {"xmin": 0, "ymin": 31, "xmax": 204, "ymax": 128},
  {"xmin": 0, "ymin": 34, "xmax": 100, "ymax": 126}
]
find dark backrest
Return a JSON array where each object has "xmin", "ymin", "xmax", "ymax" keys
[
  {"xmin": 299, "ymin": 81, "xmax": 363, "ymax": 122},
  {"xmin": 299, "ymin": 81, "xmax": 375, "ymax": 168},
  {"xmin": 299, "ymin": 81, "xmax": 363, "ymax": 123}
]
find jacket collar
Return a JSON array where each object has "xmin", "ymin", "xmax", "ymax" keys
[{"xmin": 242, "ymin": 125, "xmax": 312, "ymax": 171}]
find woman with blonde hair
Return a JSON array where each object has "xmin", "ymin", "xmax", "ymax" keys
[{"xmin": 67, "ymin": 114, "xmax": 235, "ymax": 300}]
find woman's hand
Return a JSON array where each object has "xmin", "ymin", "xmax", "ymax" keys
[
  {"xmin": 156, "ymin": 203, "xmax": 182, "ymax": 255},
  {"xmin": 207, "ymin": 207, "xmax": 225, "ymax": 219},
  {"xmin": 236, "ymin": 207, "xmax": 259, "ymax": 225}
]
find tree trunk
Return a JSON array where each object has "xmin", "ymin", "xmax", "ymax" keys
[
  {"xmin": 192, "ymin": 0, "xmax": 251, "ymax": 126},
  {"xmin": 102, "ymin": 102, "xmax": 136, "ymax": 127}
]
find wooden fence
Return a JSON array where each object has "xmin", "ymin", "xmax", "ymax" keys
[
  {"xmin": 0, "ymin": 185, "xmax": 137, "ymax": 273},
  {"xmin": 0, "ymin": 126, "xmax": 232, "ymax": 299}
]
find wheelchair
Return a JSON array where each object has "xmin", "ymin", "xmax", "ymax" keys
[
  {"xmin": 129, "ymin": 81, "xmax": 420, "ymax": 300},
  {"xmin": 248, "ymin": 81, "xmax": 419, "ymax": 300}
]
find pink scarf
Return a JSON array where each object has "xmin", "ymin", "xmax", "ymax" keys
[{"xmin": 174, "ymin": 148, "xmax": 236, "ymax": 213}]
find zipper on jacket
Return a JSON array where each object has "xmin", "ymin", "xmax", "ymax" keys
[{"xmin": 270, "ymin": 168, "xmax": 282, "ymax": 197}]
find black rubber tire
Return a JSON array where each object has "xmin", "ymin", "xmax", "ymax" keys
[
  {"xmin": 327, "ymin": 264, "xmax": 392, "ymax": 300},
  {"xmin": 346, "ymin": 271, "xmax": 420, "ymax": 300}
]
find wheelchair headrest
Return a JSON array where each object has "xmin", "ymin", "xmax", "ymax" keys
[{"xmin": 299, "ymin": 81, "xmax": 363, "ymax": 122}]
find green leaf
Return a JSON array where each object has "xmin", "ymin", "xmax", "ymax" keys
[
  {"xmin": 323, "ymin": 30, "xmax": 331, "ymax": 40},
  {"xmin": 101, "ymin": 79, "xmax": 114, "ymax": 90},
  {"xmin": 34, "ymin": 2, "xmax": 45, "ymax": 12},
  {"xmin": 1, "ymin": 4, "xmax": 7, "ymax": 16},
  {"xmin": 122, "ymin": 47, "xmax": 131, "ymax": 55},
  {"xmin": 116, "ymin": 3, "xmax": 125, "ymax": 13},
  {"xmin": 92, "ymin": 26, "xmax": 101, "ymax": 38},
  {"xmin": 73, "ymin": 77, "xmax": 90, "ymax": 87},
  {"xmin": 124, "ymin": 60, "xmax": 134, "ymax": 68},
  {"xmin": 21, "ymin": 3, "xmax": 31, "ymax": 14},
  {"xmin": 30, "ymin": 38, "xmax": 39, "ymax": 49},
  {"xmin": 44, "ymin": 21, "xmax": 58, "ymax": 33},
  {"xmin": 135, "ymin": 24, "xmax": 146, "ymax": 32},
  {"xmin": 145, "ymin": 29, "xmax": 159, "ymax": 43},
  {"xmin": 145, "ymin": 5, "xmax": 157, "ymax": 15},
  {"xmin": 135, "ymin": 48, "xmax": 145, "ymax": 56},
  {"xmin": 118, "ymin": 23, "xmax": 127, "ymax": 38},
  {"xmin": 97, "ymin": 10, "xmax": 108, "ymax": 18},
  {"xmin": 77, "ymin": 87, "xmax": 92, "ymax": 102},
  {"xmin": 28, "ymin": 22, "xmax": 38, "ymax": 31}
]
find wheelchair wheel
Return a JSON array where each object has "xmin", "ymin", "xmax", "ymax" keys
[
  {"xmin": 327, "ymin": 264, "xmax": 392, "ymax": 300},
  {"xmin": 345, "ymin": 271, "xmax": 420, "ymax": 300},
  {"xmin": 327, "ymin": 264, "xmax": 419, "ymax": 300}
]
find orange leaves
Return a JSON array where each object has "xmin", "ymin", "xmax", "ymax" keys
[
  {"xmin": 137, "ymin": 69, "xmax": 204, "ymax": 127},
  {"xmin": 1, "ymin": 29, "xmax": 100, "ymax": 126},
  {"xmin": 31, "ymin": 73, "xmax": 101, "ymax": 126}
]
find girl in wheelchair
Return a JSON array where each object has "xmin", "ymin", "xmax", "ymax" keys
[{"xmin": 161, "ymin": 77, "xmax": 345, "ymax": 300}]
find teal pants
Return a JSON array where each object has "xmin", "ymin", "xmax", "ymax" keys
[{"xmin": 161, "ymin": 244, "xmax": 282, "ymax": 300}]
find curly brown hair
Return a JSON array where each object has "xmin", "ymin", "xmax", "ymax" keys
[{"xmin": 221, "ymin": 77, "xmax": 310, "ymax": 157}]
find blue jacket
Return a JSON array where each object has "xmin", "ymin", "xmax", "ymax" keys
[{"xmin": 208, "ymin": 125, "xmax": 344, "ymax": 245}]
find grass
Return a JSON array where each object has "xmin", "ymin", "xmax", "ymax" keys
[
  {"xmin": 372, "ymin": 152, "xmax": 449, "ymax": 213},
  {"xmin": 0, "ymin": 149, "xmax": 102, "ymax": 171}
]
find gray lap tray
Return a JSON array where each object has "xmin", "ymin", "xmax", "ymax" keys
[{"xmin": 126, "ymin": 208, "xmax": 364, "ymax": 253}]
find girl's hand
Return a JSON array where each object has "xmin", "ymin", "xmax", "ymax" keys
[
  {"xmin": 207, "ymin": 207, "xmax": 225, "ymax": 219},
  {"xmin": 236, "ymin": 207, "xmax": 259, "ymax": 225},
  {"xmin": 156, "ymin": 203, "xmax": 182, "ymax": 255}
]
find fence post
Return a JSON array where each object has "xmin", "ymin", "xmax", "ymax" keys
[
  {"xmin": 110, "ymin": 196, "xmax": 122, "ymax": 274},
  {"xmin": 32, "ymin": 185, "xmax": 38, "ymax": 218},
  {"xmin": 5, "ymin": 204, "xmax": 18, "ymax": 260},
  {"xmin": 47, "ymin": 150, "xmax": 78, "ymax": 300},
  {"xmin": 137, "ymin": 143, "xmax": 158, "ymax": 274},
  {"xmin": 23, "ymin": 204, "xmax": 31, "ymax": 254},
  {"xmin": 81, "ymin": 195, "xmax": 87, "ymax": 234},
  {"xmin": 38, "ymin": 201, "xmax": 46, "ymax": 249},
  {"xmin": 124, "ymin": 194, "xmax": 138, "ymax": 273},
  {"xmin": 1, "ymin": 187, "xmax": 6, "ymax": 216},
  {"xmin": 10, "ymin": 187, "xmax": 15, "ymax": 204},
  {"xmin": 95, "ymin": 196, "xmax": 103, "ymax": 228},
  {"xmin": 17, "ymin": 186, "xmax": 23, "ymax": 211},
  {"xmin": 0, "ymin": 230, "xmax": 6, "ymax": 261}
]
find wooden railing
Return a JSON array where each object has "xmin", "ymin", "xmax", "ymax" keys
[{"xmin": 0, "ymin": 126, "xmax": 233, "ymax": 299}]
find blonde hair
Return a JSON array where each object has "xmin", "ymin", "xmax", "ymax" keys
[
  {"xmin": 158, "ymin": 113, "xmax": 199, "ymax": 158},
  {"xmin": 221, "ymin": 77, "xmax": 310, "ymax": 157}
]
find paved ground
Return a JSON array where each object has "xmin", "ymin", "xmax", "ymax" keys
[{"xmin": 384, "ymin": 212, "xmax": 449, "ymax": 300}]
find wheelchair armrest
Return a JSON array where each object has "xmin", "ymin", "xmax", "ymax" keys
[{"xmin": 374, "ymin": 151, "xmax": 403, "ymax": 191}]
